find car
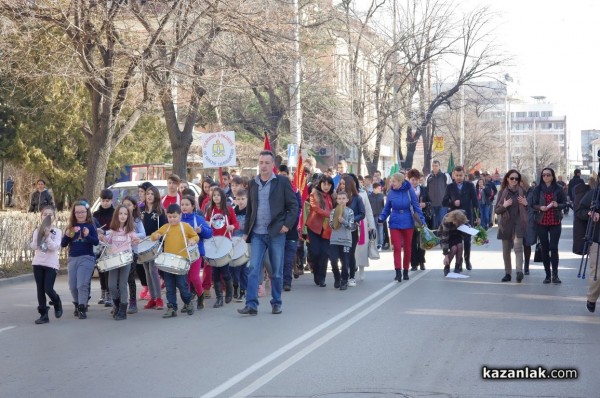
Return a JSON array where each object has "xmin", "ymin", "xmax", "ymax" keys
[{"xmin": 91, "ymin": 180, "xmax": 203, "ymax": 213}]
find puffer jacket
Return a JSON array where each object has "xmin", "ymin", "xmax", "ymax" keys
[
  {"xmin": 379, "ymin": 180, "xmax": 426, "ymax": 229},
  {"xmin": 181, "ymin": 212, "xmax": 213, "ymax": 256}
]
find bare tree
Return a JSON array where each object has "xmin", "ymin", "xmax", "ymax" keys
[
  {"xmin": 394, "ymin": 0, "xmax": 507, "ymax": 174},
  {"xmin": 0, "ymin": 1, "xmax": 185, "ymax": 200}
]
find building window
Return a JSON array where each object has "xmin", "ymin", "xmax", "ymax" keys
[
  {"xmin": 543, "ymin": 123, "xmax": 552, "ymax": 130},
  {"xmin": 516, "ymin": 112, "xmax": 526, "ymax": 118},
  {"xmin": 528, "ymin": 111, "xmax": 540, "ymax": 118},
  {"xmin": 541, "ymin": 111, "xmax": 553, "ymax": 117},
  {"xmin": 555, "ymin": 122, "xmax": 564, "ymax": 129}
]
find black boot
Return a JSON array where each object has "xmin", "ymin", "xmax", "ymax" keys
[
  {"xmin": 225, "ymin": 279, "xmax": 234, "ymax": 304},
  {"xmin": 35, "ymin": 306, "xmax": 50, "ymax": 324},
  {"xmin": 213, "ymin": 281, "xmax": 223, "ymax": 308},
  {"xmin": 403, "ymin": 269, "xmax": 409, "ymax": 281},
  {"xmin": 115, "ymin": 302, "xmax": 128, "ymax": 321},
  {"xmin": 233, "ymin": 284, "xmax": 239, "ymax": 299},
  {"xmin": 78, "ymin": 304, "xmax": 87, "ymax": 319},
  {"xmin": 53, "ymin": 295, "xmax": 63, "ymax": 318},
  {"xmin": 543, "ymin": 265, "xmax": 551, "ymax": 284},
  {"xmin": 395, "ymin": 269, "xmax": 402, "ymax": 282},
  {"xmin": 73, "ymin": 302, "xmax": 79, "ymax": 317},
  {"xmin": 112, "ymin": 299, "xmax": 121, "ymax": 319},
  {"xmin": 197, "ymin": 294, "xmax": 205, "ymax": 310},
  {"xmin": 454, "ymin": 258, "xmax": 463, "ymax": 273},
  {"xmin": 551, "ymin": 268, "xmax": 561, "ymax": 284}
]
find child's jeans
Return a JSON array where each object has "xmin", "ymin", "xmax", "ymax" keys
[
  {"xmin": 163, "ymin": 272, "xmax": 191, "ymax": 310},
  {"xmin": 329, "ymin": 244, "xmax": 351, "ymax": 282}
]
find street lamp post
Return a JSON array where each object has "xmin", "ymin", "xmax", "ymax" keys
[{"xmin": 504, "ymin": 73, "xmax": 513, "ymax": 172}]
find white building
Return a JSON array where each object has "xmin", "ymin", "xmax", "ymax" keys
[{"xmin": 508, "ymin": 100, "xmax": 567, "ymax": 177}]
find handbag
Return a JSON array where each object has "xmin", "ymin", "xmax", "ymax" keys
[
  {"xmin": 368, "ymin": 230, "xmax": 380, "ymax": 260},
  {"xmin": 407, "ymin": 191, "xmax": 423, "ymax": 228},
  {"xmin": 533, "ymin": 240, "xmax": 543, "ymax": 263}
]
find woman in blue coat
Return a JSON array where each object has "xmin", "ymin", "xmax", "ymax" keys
[{"xmin": 378, "ymin": 172, "xmax": 426, "ymax": 282}]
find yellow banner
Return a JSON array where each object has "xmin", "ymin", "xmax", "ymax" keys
[{"xmin": 433, "ymin": 136, "xmax": 444, "ymax": 152}]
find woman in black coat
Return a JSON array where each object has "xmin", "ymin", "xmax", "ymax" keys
[
  {"xmin": 572, "ymin": 178, "xmax": 594, "ymax": 255},
  {"xmin": 531, "ymin": 167, "xmax": 567, "ymax": 284}
]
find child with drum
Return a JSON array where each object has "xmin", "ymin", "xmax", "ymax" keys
[
  {"xmin": 180, "ymin": 195, "xmax": 213, "ymax": 310},
  {"xmin": 99, "ymin": 205, "xmax": 141, "ymax": 320},
  {"xmin": 205, "ymin": 187, "xmax": 239, "ymax": 307},
  {"xmin": 61, "ymin": 200, "xmax": 99, "ymax": 319},
  {"xmin": 151, "ymin": 204, "xmax": 199, "ymax": 318},
  {"xmin": 31, "ymin": 205, "xmax": 63, "ymax": 324},
  {"xmin": 122, "ymin": 196, "xmax": 147, "ymax": 313},
  {"xmin": 141, "ymin": 186, "xmax": 166, "ymax": 310},
  {"xmin": 93, "ymin": 189, "xmax": 115, "ymax": 308},
  {"xmin": 232, "ymin": 189, "xmax": 249, "ymax": 302}
]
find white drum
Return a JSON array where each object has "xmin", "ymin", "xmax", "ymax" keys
[
  {"xmin": 204, "ymin": 236, "xmax": 233, "ymax": 267},
  {"xmin": 230, "ymin": 237, "xmax": 250, "ymax": 267},
  {"xmin": 155, "ymin": 253, "xmax": 190, "ymax": 275},
  {"xmin": 135, "ymin": 239, "xmax": 161, "ymax": 263},
  {"xmin": 187, "ymin": 245, "xmax": 201, "ymax": 263},
  {"xmin": 97, "ymin": 251, "xmax": 133, "ymax": 273}
]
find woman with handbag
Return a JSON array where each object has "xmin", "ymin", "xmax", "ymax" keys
[
  {"xmin": 378, "ymin": 172, "xmax": 426, "ymax": 282},
  {"xmin": 520, "ymin": 176, "xmax": 537, "ymax": 275},
  {"xmin": 495, "ymin": 170, "xmax": 529, "ymax": 283},
  {"xmin": 407, "ymin": 169, "xmax": 430, "ymax": 271},
  {"xmin": 306, "ymin": 175, "xmax": 335, "ymax": 287},
  {"xmin": 531, "ymin": 167, "xmax": 567, "ymax": 284}
]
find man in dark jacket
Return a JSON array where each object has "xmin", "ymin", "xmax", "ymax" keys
[
  {"xmin": 28, "ymin": 179, "xmax": 55, "ymax": 213},
  {"xmin": 575, "ymin": 185, "xmax": 600, "ymax": 313},
  {"xmin": 568, "ymin": 169, "xmax": 584, "ymax": 203},
  {"xmin": 442, "ymin": 166, "xmax": 479, "ymax": 272},
  {"xmin": 426, "ymin": 160, "xmax": 451, "ymax": 229},
  {"xmin": 238, "ymin": 150, "xmax": 299, "ymax": 316}
]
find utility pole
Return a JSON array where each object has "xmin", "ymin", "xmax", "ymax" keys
[
  {"xmin": 392, "ymin": 0, "xmax": 399, "ymax": 170},
  {"xmin": 290, "ymin": 0, "xmax": 302, "ymax": 148}
]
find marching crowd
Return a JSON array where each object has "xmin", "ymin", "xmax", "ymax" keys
[{"xmin": 28, "ymin": 150, "xmax": 600, "ymax": 324}]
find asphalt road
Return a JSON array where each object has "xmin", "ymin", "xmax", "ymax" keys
[{"xmin": 1, "ymin": 214, "xmax": 598, "ymax": 398}]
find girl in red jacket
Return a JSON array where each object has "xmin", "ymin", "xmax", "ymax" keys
[{"xmin": 205, "ymin": 187, "xmax": 239, "ymax": 307}]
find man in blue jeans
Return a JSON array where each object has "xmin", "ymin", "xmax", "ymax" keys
[{"xmin": 238, "ymin": 150, "xmax": 299, "ymax": 315}]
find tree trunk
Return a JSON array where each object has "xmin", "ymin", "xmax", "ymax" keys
[
  {"xmin": 161, "ymin": 91, "xmax": 193, "ymax": 179},
  {"xmin": 83, "ymin": 138, "xmax": 112, "ymax": 202}
]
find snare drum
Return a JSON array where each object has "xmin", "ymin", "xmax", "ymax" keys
[
  {"xmin": 155, "ymin": 253, "xmax": 190, "ymax": 275},
  {"xmin": 204, "ymin": 236, "xmax": 233, "ymax": 267},
  {"xmin": 230, "ymin": 237, "xmax": 250, "ymax": 267},
  {"xmin": 97, "ymin": 251, "xmax": 133, "ymax": 273},
  {"xmin": 135, "ymin": 239, "xmax": 161, "ymax": 263},
  {"xmin": 187, "ymin": 245, "xmax": 201, "ymax": 263}
]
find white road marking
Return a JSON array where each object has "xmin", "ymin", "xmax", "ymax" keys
[
  {"xmin": 0, "ymin": 326, "xmax": 16, "ymax": 334},
  {"xmin": 201, "ymin": 271, "xmax": 430, "ymax": 398}
]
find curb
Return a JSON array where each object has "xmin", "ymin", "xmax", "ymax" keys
[
  {"xmin": 0, "ymin": 269, "xmax": 69, "ymax": 288},
  {"xmin": 0, "ymin": 273, "xmax": 34, "ymax": 287}
]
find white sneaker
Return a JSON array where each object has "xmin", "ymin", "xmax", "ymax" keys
[
  {"xmin": 348, "ymin": 278, "xmax": 357, "ymax": 287},
  {"xmin": 358, "ymin": 267, "xmax": 365, "ymax": 281}
]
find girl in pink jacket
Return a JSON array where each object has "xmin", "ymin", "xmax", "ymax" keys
[{"xmin": 31, "ymin": 205, "xmax": 63, "ymax": 324}]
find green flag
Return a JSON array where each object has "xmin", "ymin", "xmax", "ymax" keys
[
  {"xmin": 447, "ymin": 152, "xmax": 455, "ymax": 173},
  {"xmin": 389, "ymin": 163, "xmax": 399, "ymax": 177},
  {"xmin": 349, "ymin": 163, "xmax": 354, "ymax": 174}
]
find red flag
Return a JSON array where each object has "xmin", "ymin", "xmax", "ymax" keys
[
  {"xmin": 263, "ymin": 131, "xmax": 272, "ymax": 151},
  {"xmin": 263, "ymin": 131, "xmax": 278, "ymax": 174}
]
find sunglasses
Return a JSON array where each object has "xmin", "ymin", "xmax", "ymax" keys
[
  {"xmin": 509, "ymin": 177, "xmax": 520, "ymax": 181},
  {"xmin": 542, "ymin": 173, "xmax": 552, "ymax": 177}
]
